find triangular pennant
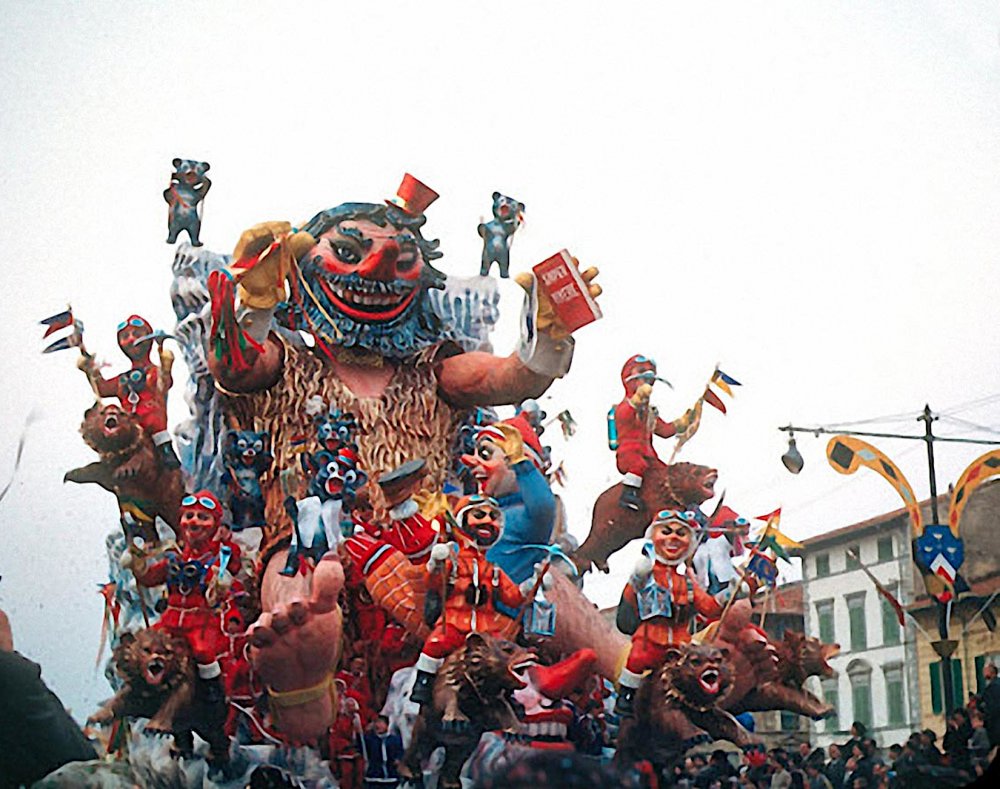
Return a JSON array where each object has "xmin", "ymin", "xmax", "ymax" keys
[{"xmin": 704, "ymin": 387, "xmax": 727, "ymax": 414}]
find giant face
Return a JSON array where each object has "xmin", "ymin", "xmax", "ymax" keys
[{"xmin": 296, "ymin": 204, "xmax": 447, "ymax": 359}]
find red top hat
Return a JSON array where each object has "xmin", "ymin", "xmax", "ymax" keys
[
  {"xmin": 386, "ymin": 173, "xmax": 439, "ymax": 216},
  {"xmin": 528, "ymin": 648, "xmax": 598, "ymax": 701}
]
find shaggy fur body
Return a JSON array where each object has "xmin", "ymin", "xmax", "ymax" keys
[
  {"xmin": 224, "ymin": 340, "xmax": 464, "ymax": 556},
  {"xmin": 66, "ymin": 403, "xmax": 185, "ymax": 543}
]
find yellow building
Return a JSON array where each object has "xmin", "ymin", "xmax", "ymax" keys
[{"xmin": 908, "ymin": 479, "xmax": 1000, "ymax": 738}]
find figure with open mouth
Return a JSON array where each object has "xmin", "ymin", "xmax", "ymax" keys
[
  {"xmin": 206, "ymin": 174, "xmax": 598, "ymax": 741},
  {"xmin": 410, "ymin": 494, "xmax": 539, "ymax": 708},
  {"xmin": 614, "ymin": 509, "xmax": 722, "ymax": 716},
  {"xmin": 127, "ymin": 491, "xmax": 244, "ymax": 708},
  {"xmin": 460, "ymin": 423, "xmax": 556, "ymax": 585}
]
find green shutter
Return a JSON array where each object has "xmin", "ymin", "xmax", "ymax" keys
[
  {"xmin": 823, "ymin": 686, "xmax": 840, "ymax": 732},
  {"xmin": 976, "ymin": 655, "xmax": 986, "ymax": 694},
  {"xmin": 852, "ymin": 682, "xmax": 872, "ymax": 728},
  {"xmin": 887, "ymin": 677, "xmax": 905, "ymax": 725},
  {"xmin": 881, "ymin": 597, "xmax": 900, "ymax": 645},
  {"xmin": 930, "ymin": 661, "xmax": 942, "ymax": 715},
  {"xmin": 951, "ymin": 659, "xmax": 964, "ymax": 710},
  {"xmin": 819, "ymin": 609, "xmax": 835, "ymax": 645},
  {"xmin": 849, "ymin": 604, "xmax": 867, "ymax": 651}
]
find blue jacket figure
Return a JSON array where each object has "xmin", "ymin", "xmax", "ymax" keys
[
  {"xmin": 462, "ymin": 423, "xmax": 556, "ymax": 585},
  {"xmin": 477, "ymin": 191, "xmax": 524, "ymax": 278},
  {"xmin": 361, "ymin": 716, "xmax": 404, "ymax": 788}
]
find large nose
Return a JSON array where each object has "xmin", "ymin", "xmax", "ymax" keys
[{"xmin": 358, "ymin": 239, "xmax": 399, "ymax": 281}]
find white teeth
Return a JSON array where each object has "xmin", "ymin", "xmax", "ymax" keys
[
  {"xmin": 523, "ymin": 722, "xmax": 567, "ymax": 738},
  {"xmin": 339, "ymin": 290, "xmax": 403, "ymax": 308}
]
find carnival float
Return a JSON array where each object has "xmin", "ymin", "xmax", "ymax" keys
[{"xmin": 34, "ymin": 166, "xmax": 840, "ymax": 788}]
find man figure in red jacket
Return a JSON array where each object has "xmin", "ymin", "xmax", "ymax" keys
[{"xmin": 610, "ymin": 355, "xmax": 693, "ymax": 511}]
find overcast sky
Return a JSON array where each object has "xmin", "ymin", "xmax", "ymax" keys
[{"xmin": 2, "ymin": 1, "xmax": 999, "ymax": 721}]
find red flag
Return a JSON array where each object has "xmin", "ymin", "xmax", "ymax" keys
[
  {"xmin": 703, "ymin": 387, "xmax": 727, "ymax": 414},
  {"xmin": 850, "ymin": 549, "xmax": 906, "ymax": 627}
]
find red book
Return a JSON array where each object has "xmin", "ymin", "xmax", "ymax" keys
[{"xmin": 532, "ymin": 250, "xmax": 603, "ymax": 333}]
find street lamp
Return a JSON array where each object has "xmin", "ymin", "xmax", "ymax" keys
[
  {"xmin": 781, "ymin": 432, "xmax": 804, "ymax": 474},
  {"xmin": 778, "ymin": 405, "xmax": 1000, "ymax": 720}
]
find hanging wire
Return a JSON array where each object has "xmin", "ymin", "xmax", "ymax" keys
[
  {"xmin": 937, "ymin": 415, "xmax": 1000, "ymax": 437},
  {"xmin": 821, "ymin": 410, "xmax": 922, "ymax": 429},
  {"xmin": 939, "ymin": 391, "xmax": 1000, "ymax": 417},
  {"xmin": 788, "ymin": 443, "xmax": 925, "ymax": 515}
]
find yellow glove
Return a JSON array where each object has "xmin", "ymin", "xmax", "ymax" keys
[
  {"xmin": 514, "ymin": 256, "xmax": 602, "ymax": 341},
  {"xmin": 490, "ymin": 423, "xmax": 527, "ymax": 465},
  {"xmin": 672, "ymin": 407, "xmax": 696, "ymax": 433},
  {"xmin": 230, "ymin": 221, "xmax": 317, "ymax": 310},
  {"xmin": 630, "ymin": 383, "xmax": 653, "ymax": 408}
]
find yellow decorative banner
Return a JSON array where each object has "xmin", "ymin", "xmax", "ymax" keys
[{"xmin": 826, "ymin": 435, "xmax": 923, "ymax": 538}]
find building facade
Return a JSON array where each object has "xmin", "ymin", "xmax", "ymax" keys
[
  {"xmin": 751, "ymin": 581, "xmax": 812, "ymax": 749},
  {"xmin": 907, "ymin": 478, "xmax": 1000, "ymax": 737},
  {"xmin": 799, "ymin": 505, "xmax": 927, "ymax": 749}
]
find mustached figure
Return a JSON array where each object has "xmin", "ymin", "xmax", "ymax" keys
[
  {"xmin": 221, "ymin": 430, "xmax": 272, "ymax": 531},
  {"xmin": 281, "ymin": 446, "xmax": 367, "ymax": 576}
]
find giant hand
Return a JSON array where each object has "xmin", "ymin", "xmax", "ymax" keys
[
  {"xmin": 230, "ymin": 221, "xmax": 315, "ymax": 310},
  {"xmin": 249, "ymin": 551, "xmax": 345, "ymax": 743}
]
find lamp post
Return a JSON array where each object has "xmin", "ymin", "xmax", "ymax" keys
[{"xmin": 779, "ymin": 405, "xmax": 1000, "ymax": 719}]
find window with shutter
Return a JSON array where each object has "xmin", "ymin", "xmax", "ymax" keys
[
  {"xmin": 822, "ymin": 678, "xmax": 840, "ymax": 732},
  {"xmin": 816, "ymin": 600, "xmax": 835, "ymax": 645},
  {"xmin": 885, "ymin": 665, "xmax": 905, "ymax": 726},
  {"xmin": 847, "ymin": 593, "xmax": 867, "ymax": 651},
  {"xmin": 881, "ymin": 585, "xmax": 900, "ymax": 646}
]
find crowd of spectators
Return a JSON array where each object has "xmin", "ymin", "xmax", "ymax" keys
[{"xmin": 661, "ymin": 707, "xmax": 996, "ymax": 789}]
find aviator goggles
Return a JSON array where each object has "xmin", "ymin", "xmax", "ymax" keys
[{"xmin": 181, "ymin": 495, "xmax": 218, "ymax": 510}]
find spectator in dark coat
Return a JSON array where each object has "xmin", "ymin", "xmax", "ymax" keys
[
  {"xmin": 917, "ymin": 729, "xmax": 942, "ymax": 766},
  {"xmin": 969, "ymin": 709, "xmax": 992, "ymax": 762},
  {"xmin": 824, "ymin": 743, "xmax": 846, "ymax": 789},
  {"xmin": 943, "ymin": 709, "xmax": 972, "ymax": 770},
  {"xmin": 0, "ymin": 608, "xmax": 97, "ymax": 788},
  {"xmin": 361, "ymin": 715, "xmax": 404, "ymax": 788},
  {"xmin": 981, "ymin": 662, "xmax": 1000, "ymax": 747}
]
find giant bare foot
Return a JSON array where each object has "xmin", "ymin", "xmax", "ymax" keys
[{"xmin": 249, "ymin": 550, "xmax": 344, "ymax": 743}]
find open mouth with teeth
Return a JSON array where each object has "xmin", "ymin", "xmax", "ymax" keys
[
  {"xmin": 508, "ymin": 657, "xmax": 537, "ymax": 688},
  {"xmin": 317, "ymin": 276, "xmax": 418, "ymax": 322},
  {"xmin": 698, "ymin": 668, "xmax": 721, "ymax": 695},
  {"xmin": 144, "ymin": 658, "xmax": 167, "ymax": 686}
]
